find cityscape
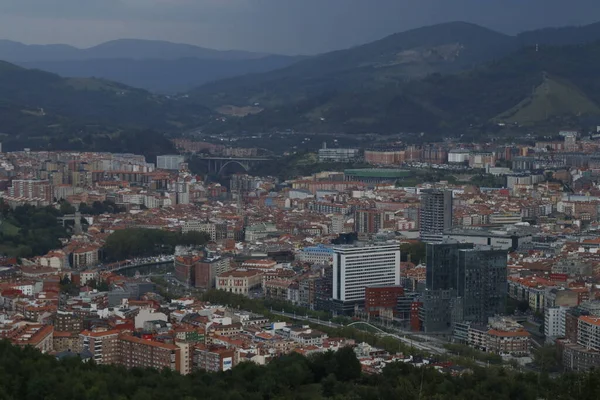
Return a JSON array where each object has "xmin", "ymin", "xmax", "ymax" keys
[
  {"xmin": 2, "ymin": 2, "xmax": 600, "ymax": 399},
  {"xmin": 1, "ymin": 128, "xmax": 600, "ymax": 378}
]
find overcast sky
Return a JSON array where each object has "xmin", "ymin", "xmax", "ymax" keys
[{"xmin": 0, "ymin": 0, "xmax": 599, "ymax": 54}]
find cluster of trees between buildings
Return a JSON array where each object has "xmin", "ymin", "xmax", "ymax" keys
[
  {"xmin": 0, "ymin": 203, "xmax": 67, "ymax": 258},
  {"xmin": 1, "ymin": 339, "xmax": 600, "ymax": 400},
  {"xmin": 0, "ymin": 199, "xmax": 210, "ymax": 260},
  {"xmin": 102, "ymin": 228, "xmax": 210, "ymax": 261}
]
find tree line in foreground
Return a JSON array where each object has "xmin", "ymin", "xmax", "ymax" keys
[{"xmin": 1, "ymin": 339, "xmax": 600, "ymax": 400}]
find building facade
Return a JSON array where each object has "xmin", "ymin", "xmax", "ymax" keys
[
  {"xmin": 194, "ymin": 345, "xmax": 235, "ymax": 372},
  {"xmin": 119, "ymin": 335, "xmax": 181, "ymax": 372},
  {"xmin": 332, "ymin": 244, "xmax": 400, "ymax": 313},
  {"xmin": 318, "ymin": 148, "xmax": 359, "ymax": 163},
  {"xmin": 419, "ymin": 189, "xmax": 453, "ymax": 242},
  {"xmin": 421, "ymin": 242, "xmax": 507, "ymax": 332},
  {"xmin": 216, "ymin": 270, "xmax": 263, "ymax": 296},
  {"xmin": 296, "ymin": 245, "xmax": 334, "ymax": 265},
  {"xmin": 80, "ymin": 329, "xmax": 120, "ymax": 365},
  {"xmin": 157, "ymin": 155, "xmax": 185, "ymax": 170},
  {"xmin": 365, "ymin": 285, "xmax": 404, "ymax": 317}
]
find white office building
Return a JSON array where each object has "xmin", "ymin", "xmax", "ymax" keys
[
  {"xmin": 318, "ymin": 148, "xmax": 359, "ymax": 163},
  {"xmin": 157, "ymin": 155, "xmax": 185, "ymax": 170},
  {"xmin": 332, "ymin": 244, "xmax": 400, "ymax": 304},
  {"xmin": 544, "ymin": 306, "xmax": 569, "ymax": 342}
]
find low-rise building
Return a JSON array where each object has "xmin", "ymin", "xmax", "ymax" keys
[
  {"xmin": 559, "ymin": 339, "xmax": 600, "ymax": 371},
  {"xmin": 296, "ymin": 245, "xmax": 334, "ymax": 265},
  {"xmin": 216, "ymin": 269, "xmax": 263, "ymax": 296},
  {"xmin": 486, "ymin": 329, "xmax": 530, "ymax": 355},
  {"xmin": 8, "ymin": 324, "xmax": 54, "ymax": 353}
]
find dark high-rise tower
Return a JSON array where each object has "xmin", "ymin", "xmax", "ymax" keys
[
  {"xmin": 420, "ymin": 242, "xmax": 507, "ymax": 332},
  {"xmin": 419, "ymin": 189, "xmax": 453, "ymax": 242}
]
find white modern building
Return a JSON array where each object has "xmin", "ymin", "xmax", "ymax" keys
[
  {"xmin": 544, "ymin": 306, "xmax": 569, "ymax": 341},
  {"xmin": 447, "ymin": 149, "xmax": 470, "ymax": 164},
  {"xmin": 318, "ymin": 148, "xmax": 359, "ymax": 163},
  {"xmin": 157, "ymin": 155, "xmax": 185, "ymax": 170},
  {"xmin": 332, "ymin": 243, "xmax": 400, "ymax": 308}
]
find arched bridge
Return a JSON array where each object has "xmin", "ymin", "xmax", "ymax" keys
[
  {"xmin": 198, "ymin": 157, "xmax": 273, "ymax": 175},
  {"xmin": 346, "ymin": 321, "xmax": 389, "ymax": 334}
]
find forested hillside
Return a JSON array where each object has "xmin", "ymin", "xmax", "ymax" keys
[{"xmin": 201, "ymin": 41, "xmax": 600, "ymax": 135}]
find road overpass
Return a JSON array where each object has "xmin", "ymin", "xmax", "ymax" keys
[{"xmin": 196, "ymin": 156, "xmax": 273, "ymax": 174}]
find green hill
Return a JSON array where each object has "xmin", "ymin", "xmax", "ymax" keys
[
  {"xmin": 0, "ymin": 61, "xmax": 212, "ymax": 154},
  {"xmin": 199, "ymin": 40, "xmax": 600, "ymax": 134},
  {"xmin": 0, "ymin": 61, "xmax": 209, "ymax": 130},
  {"xmin": 496, "ymin": 75, "xmax": 600, "ymax": 125}
]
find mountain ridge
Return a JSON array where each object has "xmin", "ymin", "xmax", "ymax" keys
[
  {"xmin": 198, "ymin": 40, "xmax": 600, "ymax": 135},
  {"xmin": 0, "ymin": 39, "xmax": 305, "ymax": 93},
  {"xmin": 0, "ymin": 38, "xmax": 279, "ymax": 62},
  {"xmin": 190, "ymin": 20, "xmax": 600, "ymax": 107}
]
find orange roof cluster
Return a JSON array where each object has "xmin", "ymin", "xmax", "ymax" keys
[
  {"xmin": 508, "ymin": 276, "xmax": 554, "ymax": 288},
  {"xmin": 218, "ymin": 269, "xmax": 263, "ymax": 278},
  {"xmin": 579, "ymin": 315, "xmax": 600, "ymax": 327},
  {"xmin": 80, "ymin": 329, "xmax": 120, "ymax": 338},
  {"xmin": 119, "ymin": 334, "xmax": 179, "ymax": 350},
  {"xmin": 487, "ymin": 329, "xmax": 530, "ymax": 337}
]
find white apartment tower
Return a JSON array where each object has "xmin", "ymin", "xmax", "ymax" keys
[{"xmin": 332, "ymin": 244, "xmax": 400, "ymax": 305}]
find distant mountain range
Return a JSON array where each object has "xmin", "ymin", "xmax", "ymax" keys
[
  {"xmin": 189, "ymin": 21, "xmax": 600, "ymax": 133},
  {"xmin": 0, "ymin": 38, "xmax": 277, "ymax": 62},
  {"xmin": 3, "ymin": 20, "xmax": 600, "ymax": 149},
  {"xmin": 0, "ymin": 39, "xmax": 304, "ymax": 93}
]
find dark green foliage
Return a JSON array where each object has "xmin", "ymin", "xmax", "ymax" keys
[
  {"xmin": 0, "ymin": 61, "xmax": 207, "ymax": 129},
  {"xmin": 533, "ymin": 344, "xmax": 561, "ymax": 372},
  {"xmin": 469, "ymin": 174, "xmax": 506, "ymax": 188},
  {"xmin": 444, "ymin": 344, "xmax": 504, "ymax": 366},
  {"xmin": 0, "ymin": 202, "xmax": 67, "ymax": 257},
  {"xmin": 0, "ymin": 61, "xmax": 209, "ymax": 156},
  {"xmin": 59, "ymin": 276, "xmax": 79, "ymax": 295},
  {"xmin": 102, "ymin": 228, "xmax": 210, "ymax": 261},
  {"xmin": 78, "ymin": 200, "xmax": 125, "ymax": 215},
  {"xmin": 400, "ymin": 242, "xmax": 426, "ymax": 264},
  {"xmin": 332, "ymin": 347, "xmax": 362, "ymax": 381},
  {"xmin": 59, "ymin": 200, "xmax": 77, "ymax": 215},
  {"xmin": 2, "ymin": 338, "xmax": 600, "ymax": 399}
]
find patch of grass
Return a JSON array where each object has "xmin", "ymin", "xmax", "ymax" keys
[
  {"xmin": 0, "ymin": 220, "xmax": 19, "ymax": 236},
  {"xmin": 496, "ymin": 75, "xmax": 600, "ymax": 125}
]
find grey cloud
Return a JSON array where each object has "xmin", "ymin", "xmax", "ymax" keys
[{"xmin": 0, "ymin": 0, "xmax": 599, "ymax": 54}]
